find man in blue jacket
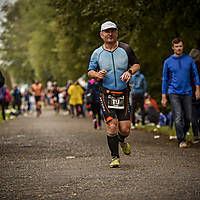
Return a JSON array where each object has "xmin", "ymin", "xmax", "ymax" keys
[
  {"xmin": 161, "ymin": 38, "xmax": 200, "ymax": 148},
  {"xmin": 129, "ymin": 70, "xmax": 147, "ymax": 128}
]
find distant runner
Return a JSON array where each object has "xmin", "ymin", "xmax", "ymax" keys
[{"xmin": 32, "ymin": 80, "xmax": 43, "ymax": 117}]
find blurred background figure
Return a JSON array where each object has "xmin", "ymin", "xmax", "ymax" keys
[
  {"xmin": 68, "ymin": 81, "xmax": 85, "ymax": 118},
  {"xmin": 144, "ymin": 92, "xmax": 160, "ymax": 125},
  {"xmin": 0, "ymin": 71, "xmax": 5, "ymax": 88},
  {"xmin": 189, "ymin": 48, "xmax": 200, "ymax": 144},
  {"xmin": 129, "ymin": 70, "xmax": 147, "ymax": 128},
  {"xmin": 86, "ymin": 79, "xmax": 102, "ymax": 129},
  {"xmin": 12, "ymin": 85, "xmax": 22, "ymax": 114},
  {"xmin": 51, "ymin": 82, "xmax": 60, "ymax": 114},
  {"xmin": 4, "ymin": 85, "xmax": 12, "ymax": 109},
  {"xmin": 32, "ymin": 80, "xmax": 43, "ymax": 117},
  {"xmin": 0, "ymin": 85, "xmax": 6, "ymax": 120}
]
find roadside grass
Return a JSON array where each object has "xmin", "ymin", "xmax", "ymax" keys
[
  {"xmin": 0, "ymin": 108, "xmax": 13, "ymax": 123},
  {"xmin": 134, "ymin": 123, "xmax": 194, "ymax": 142},
  {"xmin": 0, "ymin": 110, "xmax": 195, "ymax": 143}
]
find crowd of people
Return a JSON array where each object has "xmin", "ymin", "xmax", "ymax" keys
[{"xmin": 0, "ymin": 21, "xmax": 200, "ymax": 168}]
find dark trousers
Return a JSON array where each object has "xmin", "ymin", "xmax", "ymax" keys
[
  {"xmin": 131, "ymin": 93, "xmax": 145, "ymax": 125},
  {"xmin": 169, "ymin": 94, "xmax": 192, "ymax": 144},
  {"xmin": 13, "ymin": 100, "xmax": 21, "ymax": 112},
  {"xmin": 91, "ymin": 103, "xmax": 102, "ymax": 126},
  {"xmin": 0, "ymin": 99, "xmax": 6, "ymax": 120},
  {"xmin": 71, "ymin": 104, "xmax": 85, "ymax": 117},
  {"xmin": 192, "ymin": 99, "xmax": 200, "ymax": 137}
]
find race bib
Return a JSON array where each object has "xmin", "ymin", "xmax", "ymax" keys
[{"xmin": 108, "ymin": 95, "xmax": 125, "ymax": 109}]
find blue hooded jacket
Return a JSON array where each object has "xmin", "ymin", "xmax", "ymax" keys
[
  {"xmin": 129, "ymin": 71, "xmax": 147, "ymax": 95},
  {"xmin": 162, "ymin": 54, "xmax": 200, "ymax": 95}
]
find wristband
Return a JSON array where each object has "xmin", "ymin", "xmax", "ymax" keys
[{"xmin": 128, "ymin": 69, "xmax": 133, "ymax": 75}]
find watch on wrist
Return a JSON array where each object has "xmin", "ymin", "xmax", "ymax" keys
[{"xmin": 128, "ymin": 69, "xmax": 133, "ymax": 75}]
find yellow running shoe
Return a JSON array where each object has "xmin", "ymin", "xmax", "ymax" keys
[
  {"xmin": 110, "ymin": 157, "xmax": 120, "ymax": 168},
  {"xmin": 120, "ymin": 142, "xmax": 131, "ymax": 155}
]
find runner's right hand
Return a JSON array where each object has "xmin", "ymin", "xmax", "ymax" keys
[{"xmin": 96, "ymin": 70, "xmax": 106, "ymax": 79}]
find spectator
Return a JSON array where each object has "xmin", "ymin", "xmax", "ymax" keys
[
  {"xmin": 129, "ymin": 70, "xmax": 147, "ymax": 128},
  {"xmin": 0, "ymin": 85, "xmax": 6, "ymax": 120},
  {"xmin": 0, "ymin": 71, "xmax": 5, "ymax": 88},
  {"xmin": 29, "ymin": 90, "xmax": 35, "ymax": 112},
  {"xmin": 68, "ymin": 81, "xmax": 85, "ymax": 117},
  {"xmin": 86, "ymin": 79, "xmax": 102, "ymax": 129},
  {"xmin": 144, "ymin": 93, "xmax": 160, "ymax": 125},
  {"xmin": 12, "ymin": 85, "xmax": 22, "ymax": 113},
  {"xmin": 5, "ymin": 86, "xmax": 12, "ymax": 109},
  {"xmin": 24, "ymin": 89, "xmax": 31, "ymax": 112},
  {"xmin": 189, "ymin": 48, "xmax": 200, "ymax": 143},
  {"xmin": 65, "ymin": 81, "xmax": 72, "ymax": 112},
  {"xmin": 161, "ymin": 38, "xmax": 200, "ymax": 148}
]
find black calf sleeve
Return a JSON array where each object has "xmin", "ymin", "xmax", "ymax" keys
[
  {"xmin": 118, "ymin": 132, "xmax": 127, "ymax": 143},
  {"xmin": 107, "ymin": 134, "xmax": 119, "ymax": 158}
]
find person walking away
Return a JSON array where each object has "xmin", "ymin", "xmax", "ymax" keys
[
  {"xmin": 161, "ymin": 38, "xmax": 200, "ymax": 148},
  {"xmin": 12, "ymin": 85, "xmax": 22, "ymax": 114},
  {"xmin": 32, "ymin": 80, "xmax": 43, "ymax": 117},
  {"xmin": 189, "ymin": 48, "xmax": 200, "ymax": 143},
  {"xmin": 88, "ymin": 21, "xmax": 140, "ymax": 168},
  {"xmin": 129, "ymin": 70, "xmax": 147, "ymax": 128},
  {"xmin": 86, "ymin": 79, "xmax": 102, "ymax": 129},
  {"xmin": 68, "ymin": 81, "xmax": 85, "ymax": 117}
]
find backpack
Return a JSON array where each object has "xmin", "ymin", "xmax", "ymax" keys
[
  {"xmin": 86, "ymin": 88, "xmax": 95, "ymax": 105},
  {"xmin": 0, "ymin": 71, "xmax": 5, "ymax": 88}
]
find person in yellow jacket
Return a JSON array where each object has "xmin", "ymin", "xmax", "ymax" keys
[{"xmin": 68, "ymin": 81, "xmax": 85, "ymax": 117}]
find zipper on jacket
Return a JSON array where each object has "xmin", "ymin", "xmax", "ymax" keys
[{"xmin": 111, "ymin": 53, "xmax": 117, "ymax": 88}]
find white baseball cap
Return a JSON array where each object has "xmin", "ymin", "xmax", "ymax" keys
[{"xmin": 101, "ymin": 21, "xmax": 118, "ymax": 31}]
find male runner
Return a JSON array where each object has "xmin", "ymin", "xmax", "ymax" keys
[{"xmin": 88, "ymin": 21, "xmax": 140, "ymax": 167}]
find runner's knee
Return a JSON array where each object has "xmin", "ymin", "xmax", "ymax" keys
[
  {"xmin": 107, "ymin": 119, "xmax": 118, "ymax": 134},
  {"xmin": 119, "ymin": 126, "xmax": 130, "ymax": 136}
]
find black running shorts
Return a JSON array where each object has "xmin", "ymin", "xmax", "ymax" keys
[{"xmin": 99, "ymin": 88, "xmax": 131, "ymax": 123}]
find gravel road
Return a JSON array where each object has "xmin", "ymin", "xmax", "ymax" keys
[{"xmin": 0, "ymin": 108, "xmax": 200, "ymax": 200}]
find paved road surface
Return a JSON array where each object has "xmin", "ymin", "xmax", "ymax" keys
[{"xmin": 0, "ymin": 108, "xmax": 200, "ymax": 200}]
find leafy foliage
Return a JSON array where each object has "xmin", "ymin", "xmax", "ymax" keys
[{"xmin": 0, "ymin": 0, "xmax": 200, "ymax": 110}]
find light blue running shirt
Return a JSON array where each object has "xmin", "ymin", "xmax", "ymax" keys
[{"xmin": 88, "ymin": 42, "xmax": 139, "ymax": 91}]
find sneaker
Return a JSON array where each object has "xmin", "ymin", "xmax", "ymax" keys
[
  {"xmin": 131, "ymin": 125, "xmax": 135, "ymax": 129},
  {"xmin": 110, "ymin": 157, "xmax": 120, "ymax": 168},
  {"xmin": 97, "ymin": 124, "xmax": 101, "ymax": 130},
  {"xmin": 192, "ymin": 138, "xmax": 200, "ymax": 144},
  {"xmin": 169, "ymin": 135, "xmax": 177, "ymax": 140},
  {"xmin": 179, "ymin": 141, "xmax": 188, "ymax": 148},
  {"xmin": 120, "ymin": 142, "xmax": 131, "ymax": 155}
]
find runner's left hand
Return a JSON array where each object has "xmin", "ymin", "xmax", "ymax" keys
[{"xmin": 120, "ymin": 71, "xmax": 132, "ymax": 83}]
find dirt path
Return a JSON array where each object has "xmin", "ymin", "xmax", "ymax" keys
[{"xmin": 0, "ymin": 108, "xmax": 200, "ymax": 200}]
